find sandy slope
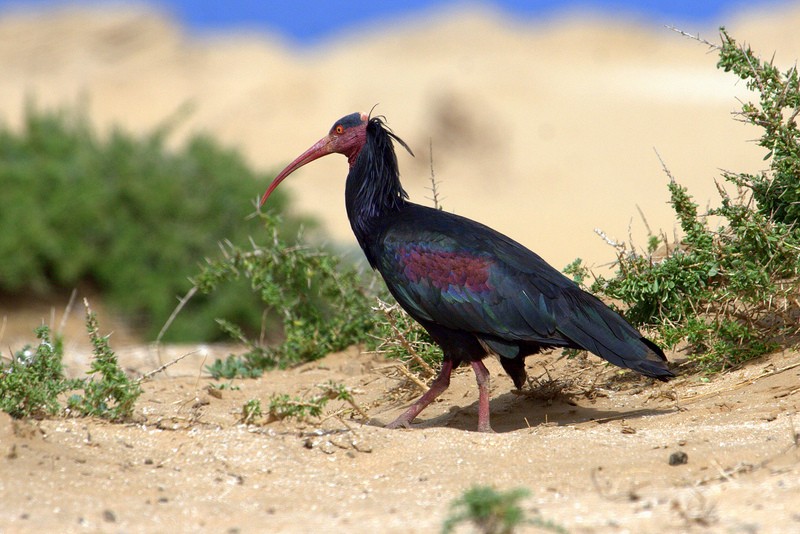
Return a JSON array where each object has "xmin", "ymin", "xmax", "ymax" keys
[{"xmin": 1, "ymin": 3, "xmax": 799, "ymax": 274}]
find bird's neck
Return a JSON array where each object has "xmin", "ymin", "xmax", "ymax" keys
[{"xmin": 344, "ymin": 127, "xmax": 409, "ymax": 265}]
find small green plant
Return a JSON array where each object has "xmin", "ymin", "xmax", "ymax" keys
[
  {"xmin": 1, "ymin": 304, "xmax": 142, "ymax": 421},
  {"xmin": 267, "ymin": 393, "xmax": 328, "ymax": 422},
  {"xmin": 572, "ymin": 29, "xmax": 800, "ymax": 372},
  {"xmin": 267, "ymin": 381, "xmax": 366, "ymax": 422},
  {"xmin": 192, "ymin": 212, "xmax": 381, "ymax": 378},
  {"xmin": 66, "ymin": 301, "xmax": 142, "ymax": 421},
  {"xmin": 442, "ymin": 486, "xmax": 529, "ymax": 534},
  {"xmin": 442, "ymin": 485, "xmax": 566, "ymax": 534},
  {"xmin": 317, "ymin": 380, "xmax": 369, "ymax": 420},
  {"xmin": 193, "ymin": 234, "xmax": 446, "ymax": 383},
  {"xmin": 208, "ymin": 381, "xmax": 240, "ymax": 391},
  {"xmin": 562, "ymin": 258, "xmax": 589, "ymax": 286},
  {"xmin": 241, "ymin": 398, "xmax": 263, "ymax": 424},
  {"xmin": 0, "ymin": 326, "xmax": 79, "ymax": 418},
  {"xmin": 238, "ymin": 381, "xmax": 365, "ymax": 424}
]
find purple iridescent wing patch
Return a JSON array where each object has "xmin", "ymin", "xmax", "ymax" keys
[{"xmin": 396, "ymin": 245, "xmax": 494, "ymax": 294}]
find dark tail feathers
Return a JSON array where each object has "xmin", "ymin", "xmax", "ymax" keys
[{"xmin": 558, "ymin": 290, "xmax": 675, "ymax": 381}]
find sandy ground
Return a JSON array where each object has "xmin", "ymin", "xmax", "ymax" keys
[{"xmin": 1, "ymin": 341, "xmax": 799, "ymax": 533}]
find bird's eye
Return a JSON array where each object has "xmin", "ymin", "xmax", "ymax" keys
[{"xmin": 335, "ymin": 125, "xmax": 344, "ymax": 134}]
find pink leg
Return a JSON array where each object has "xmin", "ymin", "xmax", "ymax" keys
[
  {"xmin": 387, "ymin": 360, "xmax": 453, "ymax": 429},
  {"xmin": 471, "ymin": 360, "xmax": 494, "ymax": 433}
]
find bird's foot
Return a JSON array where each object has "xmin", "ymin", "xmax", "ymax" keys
[
  {"xmin": 385, "ymin": 417, "xmax": 412, "ymax": 430},
  {"xmin": 385, "ymin": 360, "xmax": 454, "ymax": 431},
  {"xmin": 476, "ymin": 422, "xmax": 495, "ymax": 433}
]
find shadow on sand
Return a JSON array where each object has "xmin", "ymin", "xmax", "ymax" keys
[{"xmin": 370, "ymin": 390, "xmax": 675, "ymax": 433}]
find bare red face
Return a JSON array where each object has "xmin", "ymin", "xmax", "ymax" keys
[{"xmin": 259, "ymin": 112, "xmax": 369, "ymax": 207}]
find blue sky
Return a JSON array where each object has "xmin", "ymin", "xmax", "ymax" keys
[{"xmin": 0, "ymin": 0, "xmax": 790, "ymax": 45}]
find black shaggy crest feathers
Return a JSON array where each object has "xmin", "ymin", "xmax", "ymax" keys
[{"xmin": 345, "ymin": 117, "xmax": 413, "ymax": 263}]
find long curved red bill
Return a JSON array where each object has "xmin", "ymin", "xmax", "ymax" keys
[{"xmin": 260, "ymin": 135, "xmax": 333, "ymax": 207}]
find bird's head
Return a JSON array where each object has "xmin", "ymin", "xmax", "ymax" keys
[{"xmin": 260, "ymin": 112, "xmax": 369, "ymax": 207}]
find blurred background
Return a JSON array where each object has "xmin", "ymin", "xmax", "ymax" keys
[{"xmin": 1, "ymin": 0, "xmax": 798, "ymax": 350}]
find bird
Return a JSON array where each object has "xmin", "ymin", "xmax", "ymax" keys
[{"xmin": 260, "ymin": 111, "xmax": 674, "ymax": 432}]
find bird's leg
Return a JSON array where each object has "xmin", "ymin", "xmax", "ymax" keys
[
  {"xmin": 470, "ymin": 360, "xmax": 494, "ymax": 433},
  {"xmin": 386, "ymin": 359, "xmax": 454, "ymax": 429}
]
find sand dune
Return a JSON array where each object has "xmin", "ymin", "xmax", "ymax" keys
[{"xmin": 1, "ymin": 3, "xmax": 799, "ymax": 270}]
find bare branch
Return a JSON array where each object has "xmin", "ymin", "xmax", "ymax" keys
[
  {"xmin": 636, "ymin": 204, "xmax": 653, "ymax": 237},
  {"xmin": 57, "ymin": 288, "xmax": 79, "ymax": 336},
  {"xmin": 425, "ymin": 138, "xmax": 444, "ymax": 210},
  {"xmin": 155, "ymin": 285, "xmax": 200, "ymax": 370},
  {"xmin": 137, "ymin": 349, "xmax": 201, "ymax": 384},
  {"xmin": 666, "ymin": 26, "xmax": 720, "ymax": 50},
  {"xmin": 594, "ymin": 228, "xmax": 624, "ymax": 251}
]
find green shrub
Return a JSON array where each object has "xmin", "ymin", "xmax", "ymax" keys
[
  {"xmin": 0, "ymin": 326, "xmax": 78, "ymax": 418},
  {"xmin": 0, "ymin": 104, "xmax": 308, "ymax": 340},
  {"xmin": 1, "ymin": 306, "xmax": 141, "ymax": 420},
  {"xmin": 575, "ymin": 29, "xmax": 800, "ymax": 371},
  {"xmin": 193, "ymin": 213, "xmax": 381, "ymax": 378},
  {"xmin": 66, "ymin": 303, "xmax": 142, "ymax": 421},
  {"xmin": 192, "ymin": 211, "xmax": 452, "ymax": 379}
]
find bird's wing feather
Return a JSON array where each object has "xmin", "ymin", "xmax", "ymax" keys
[
  {"xmin": 376, "ymin": 207, "xmax": 574, "ymax": 345},
  {"xmin": 375, "ymin": 205, "xmax": 671, "ymax": 379}
]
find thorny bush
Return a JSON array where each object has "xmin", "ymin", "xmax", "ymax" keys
[{"xmin": 568, "ymin": 29, "xmax": 800, "ymax": 371}]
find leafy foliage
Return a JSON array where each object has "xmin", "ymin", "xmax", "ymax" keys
[
  {"xmin": 371, "ymin": 299, "xmax": 441, "ymax": 374},
  {"xmin": 575, "ymin": 29, "xmax": 800, "ymax": 371},
  {"xmin": 442, "ymin": 486, "xmax": 566, "ymax": 534},
  {"xmin": 266, "ymin": 393, "xmax": 328, "ymax": 422},
  {"xmin": 0, "ymin": 104, "xmax": 305, "ymax": 340},
  {"xmin": 0, "ymin": 326, "xmax": 78, "ymax": 418},
  {"xmin": 717, "ymin": 31, "xmax": 800, "ymax": 226},
  {"xmin": 0, "ymin": 308, "xmax": 141, "ymax": 420},
  {"xmin": 240, "ymin": 381, "xmax": 362, "ymax": 424},
  {"xmin": 442, "ymin": 486, "xmax": 530, "ymax": 534},
  {"xmin": 195, "ymin": 213, "xmax": 381, "ymax": 378},
  {"xmin": 241, "ymin": 398, "xmax": 263, "ymax": 424},
  {"xmin": 195, "ymin": 214, "xmax": 449, "ymax": 381},
  {"xmin": 66, "ymin": 304, "xmax": 142, "ymax": 421}
]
